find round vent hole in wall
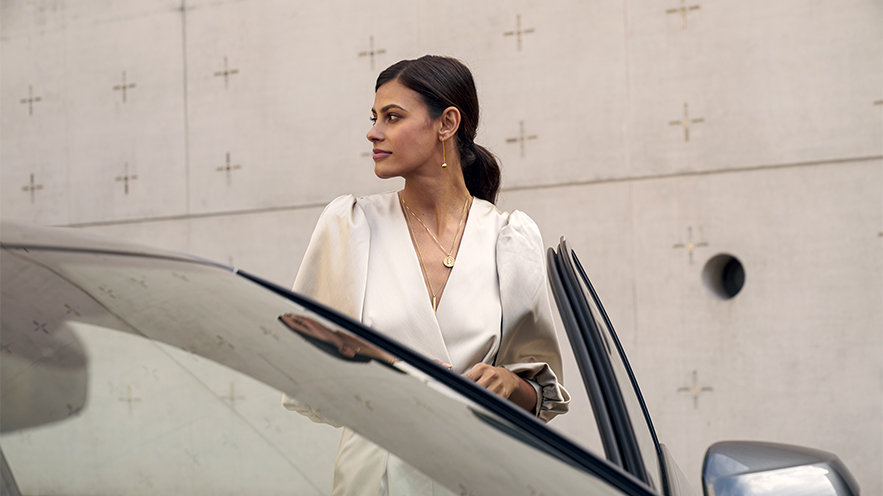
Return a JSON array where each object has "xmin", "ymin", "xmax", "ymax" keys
[{"xmin": 702, "ymin": 254, "xmax": 745, "ymax": 299}]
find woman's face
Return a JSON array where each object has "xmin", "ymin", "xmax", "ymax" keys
[{"xmin": 367, "ymin": 79, "xmax": 441, "ymax": 179}]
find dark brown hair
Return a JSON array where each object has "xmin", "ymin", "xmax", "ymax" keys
[{"xmin": 376, "ymin": 55, "xmax": 501, "ymax": 204}]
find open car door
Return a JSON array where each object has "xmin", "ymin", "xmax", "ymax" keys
[
  {"xmin": 548, "ymin": 238, "xmax": 674, "ymax": 496},
  {"xmin": 547, "ymin": 237, "xmax": 864, "ymax": 496},
  {"xmin": 1, "ymin": 222, "xmax": 657, "ymax": 496}
]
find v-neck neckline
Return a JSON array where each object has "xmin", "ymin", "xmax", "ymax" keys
[{"xmin": 398, "ymin": 192, "xmax": 475, "ymax": 316}]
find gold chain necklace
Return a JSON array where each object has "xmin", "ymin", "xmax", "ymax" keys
[
  {"xmin": 401, "ymin": 196, "xmax": 470, "ymax": 268},
  {"xmin": 400, "ymin": 194, "xmax": 471, "ymax": 313},
  {"xmin": 403, "ymin": 209, "xmax": 448, "ymax": 314}
]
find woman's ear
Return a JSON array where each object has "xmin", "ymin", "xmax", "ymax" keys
[{"xmin": 438, "ymin": 106, "xmax": 461, "ymax": 141}]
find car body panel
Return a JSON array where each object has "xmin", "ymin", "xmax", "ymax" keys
[{"xmin": 703, "ymin": 441, "xmax": 860, "ymax": 496}]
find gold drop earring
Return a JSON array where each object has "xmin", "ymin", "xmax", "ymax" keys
[{"xmin": 441, "ymin": 139, "xmax": 447, "ymax": 168}]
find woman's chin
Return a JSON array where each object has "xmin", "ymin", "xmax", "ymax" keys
[{"xmin": 373, "ymin": 165, "xmax": 398, "ymax": 180}]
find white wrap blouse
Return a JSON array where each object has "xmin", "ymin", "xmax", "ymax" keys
[{"xmin": 285, "ymin": 191, "xmax": 569, "ymax": 495}]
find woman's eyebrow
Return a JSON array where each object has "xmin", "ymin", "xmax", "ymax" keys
[{"xmin": 372, "ymin": 104, "xmax": 407, "ymax": 114}]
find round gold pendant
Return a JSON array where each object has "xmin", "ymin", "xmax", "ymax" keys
[{"xmin": 443, "ymin": 256, "xmax": 455, "ymax": 268}]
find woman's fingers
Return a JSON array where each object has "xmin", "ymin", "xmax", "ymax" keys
[{"xmin": 463, "ymin": 363, "xmax": 518, "ymax": 398}]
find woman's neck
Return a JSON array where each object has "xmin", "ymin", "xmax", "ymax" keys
[{"xmin": 399, "ymin": 169, "xmax": 472, "ymax": 233}]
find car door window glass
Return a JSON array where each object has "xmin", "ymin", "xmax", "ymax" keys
[
  {"xmin": 570, "ymin": 249, "xmax": 664, "ymax": 490},
  {"xmin": 1, "ymin": 236, "xmax": 656, "ymax": 496}
]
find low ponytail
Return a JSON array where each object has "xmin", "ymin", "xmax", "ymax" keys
[
  {"xmin": 376, "ymin": 55, "xmax": 503, "ymax": 204},
  {"xmin": 459, "ymin": 142, "xmax": 501, "ymax": 204}
]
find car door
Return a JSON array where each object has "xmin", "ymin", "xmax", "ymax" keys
[
  {"xmin": 1, "ymin": 222, "xmax": 657, "ymax": 496},
  {"xmin": 547, "ymin": 238, "xmax": 674, "ymax": 496}
]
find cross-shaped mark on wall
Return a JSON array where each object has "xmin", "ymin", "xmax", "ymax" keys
[
  {"xmin": 505, "ymin": 121, "xmax": 538, "ymax": 158},
  {"xmin": 666, "ymin": 0, "xmax": 701, "ymax": 28},
  {"xmin": 503, "ymin": 14, "xmax": 535, "ymax": 51},
  {"xmin": 673, "ymin": 226, "xmax": 708, "ymax": 264},
  {"xmin": 358, "ymin": 36, "xmax": 386, "ymax": 70},
  {"xmin": 20, "ymin": 85, "xmax": 43, "ymax": 116},
  {"xmin": 677, "ymin": 370, "xmax": 713, "ymax": 409},
  {"xmin": 669, "ymin": 103, "xmax": 704, "ymax": 142},
  {"xmin": 22, "ymin": 173, "xmax": 44, "ymax": 203},
  {"xmin": 214, "ymin": 56, "xmax": 240, "ymax": 89},
  {"xmin": 115, "ymin": 163, "xmax": 138, "ymax": 195},
  {"xmin": 113, "ymin": 71, "xmax": 137, "ymax": 103},
  {"xmin": 216, "ymin": 152, "xmax": 242, "ymax": 186}
]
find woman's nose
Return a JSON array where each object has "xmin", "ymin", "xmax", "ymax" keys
[{"xmin": 366, "ymin": 124, "xmax": 382, "ymax": 142}]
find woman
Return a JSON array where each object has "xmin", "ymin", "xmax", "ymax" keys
[{"xmin": 286, "ymin": 55, "xmax": 569, "ymax": 495}]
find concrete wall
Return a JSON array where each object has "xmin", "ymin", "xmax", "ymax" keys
[{"xmin": 2, "ymin": 0, "xmax": 881, "ymax": 493}]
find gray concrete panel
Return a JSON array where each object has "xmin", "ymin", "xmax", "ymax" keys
[
  {"xmin": 456, "ymin": 3, "xmax": 631, "ymax": 189},
  {"xmin": 63, "ymin": 10, "xmax": 188, "ymax": 224},
  {"xmin": 501, "ymin": 159, "xmax": 882, "ymax": 494},
  {"xmin": 627, "ymin": 0, "xmax": 883, "ymax": 176},
  {"xmin": 1, "ymin": 29, "xmax": 70, "ymax": 226},
  {"xmin": 184, "ymin": 0, "xmax": 410, "ymax": 213}
]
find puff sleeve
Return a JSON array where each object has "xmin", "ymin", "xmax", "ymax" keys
[
  {"xmin": 496, "ymin": 210, "xmax": 570, "ymax": 422},
  {"xmin": 291, "ymin": 194, "xmax": 370, "ymax": 320},
  {"xmin": 283, "ymin": 195, "xmax": 370, "ymax": 423}
]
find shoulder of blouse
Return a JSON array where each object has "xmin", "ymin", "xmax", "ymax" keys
[
  {"xmin": 314, "ymin": 193, "xmax": 375, "ymax": 232},
  {"xmin": 353, "ymin": 190, "xmax": 404, "ymax": 216},
  {"xmin": 469, "ymin": 198, "xmax": 542, "ymax": 238},
  {"xmin": 320, "ymin": 193, "xmax": 359, "ymax": 217},
  {"xmin": 496, "ymin": 208, "xmax": 545, "ymax": 256}
]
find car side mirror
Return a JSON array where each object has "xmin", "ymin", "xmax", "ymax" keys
[{"xmin": 702, "ymin": 441, "xmax": 860, "ymax": 496}]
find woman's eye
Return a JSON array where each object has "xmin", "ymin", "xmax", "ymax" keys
[
  {"xmin": 387, "ymin": 114, "xmax": 400, "ymax": 122},
  {"xmin": 369, "ymin": 116, "xmax": 377, "ymax": 124}
]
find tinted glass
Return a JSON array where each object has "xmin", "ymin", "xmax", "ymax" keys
[
  {"xmin": 1, "ymin": 225, "xmax": 655, "ymax": 496},
  {"xmin": 571, "ymin": 250, "xmax": 663, "ymax": 491},
  {"xmin": 0, "ymin": 246, "xmax": 341, "ymax": 494}
]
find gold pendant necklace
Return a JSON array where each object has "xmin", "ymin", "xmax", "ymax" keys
[
  {"xmin": 402, "ymin": 203, "xmax": 448, "ymax": 313},
  {"xmin": 400, "ymin": 194, "xmax": 471, "ymax": 313},
  {"xmin": 401, "ymin": 196, "xmax": 470, "ymax": 268}
]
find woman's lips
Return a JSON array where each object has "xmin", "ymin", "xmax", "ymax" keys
[{"xmin": 372, "ymin": 149, "xmax": 391, "ymax": 160}]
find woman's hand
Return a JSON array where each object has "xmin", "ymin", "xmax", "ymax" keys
[{"xmin": 463, "ymin": 363, "xmax": 537, "ymax": 414}]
